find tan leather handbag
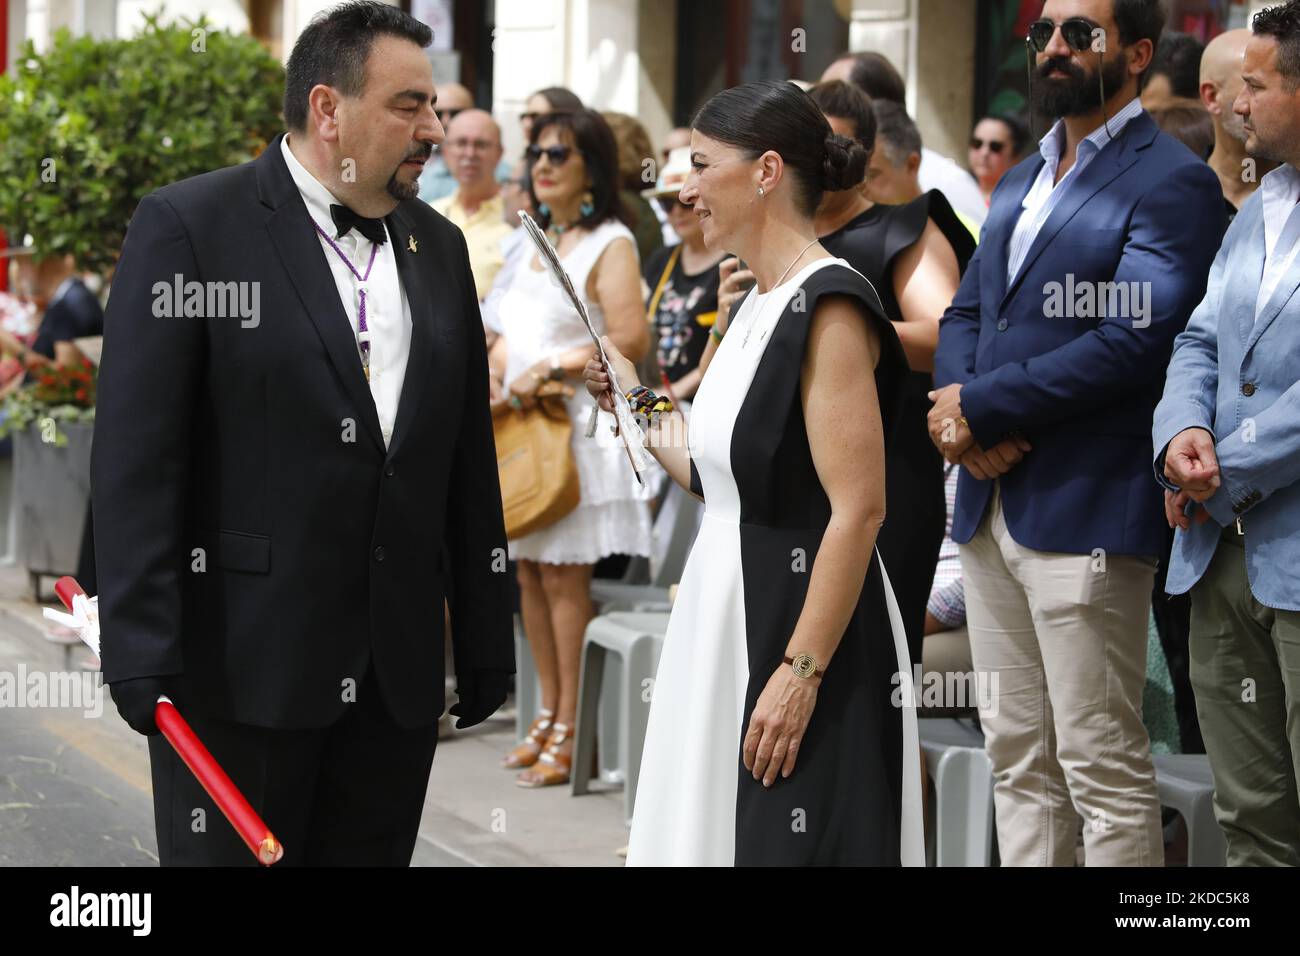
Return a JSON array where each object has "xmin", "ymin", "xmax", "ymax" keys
[{"xmin": 493, "ymin": 380, "xmax": 581, "ymax": 540}]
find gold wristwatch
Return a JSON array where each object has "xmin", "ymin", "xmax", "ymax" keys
[{"xmin": 784, "ymin": 653, "xmax": 824, "ymax": 680}]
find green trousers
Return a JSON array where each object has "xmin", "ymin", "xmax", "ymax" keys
[{"xmin": 1189, "ymin": 527, "xmax": 1300, "ymax": 866}]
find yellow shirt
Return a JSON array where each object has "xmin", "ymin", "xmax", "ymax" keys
[{"xmin": 430, "ymin": 190, "xmax": 513, "ymax": 301}]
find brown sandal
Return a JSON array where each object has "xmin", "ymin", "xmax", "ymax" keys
[
  {"xmin": 516, "ymin": 721, "xmax": 573, "ymax": 787},
  {"xmin": 501, "ymin": 709, "xmax": 554, "ymax": 769}
]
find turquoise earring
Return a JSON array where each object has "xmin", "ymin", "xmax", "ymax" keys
[
  {"xmin": 538, "ymin": 202, "xmax": 551, "ymax": 219},
  {"xmin": 579, "ymin": 190, "xmax": 594, "ymax": 218}
]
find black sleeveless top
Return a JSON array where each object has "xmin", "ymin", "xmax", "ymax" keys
[{"xmin": 819, "ymin": 191, "xmax": 976, "ymax": 662}]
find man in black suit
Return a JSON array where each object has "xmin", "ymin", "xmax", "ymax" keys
[{"xmin": 91, "ymin": 1, "xmax": 514, "ymax": 865}]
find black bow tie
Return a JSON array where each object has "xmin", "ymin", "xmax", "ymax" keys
[{"xmin": 330, "ymin": 204, "xmax": 387, "ymax": 245}]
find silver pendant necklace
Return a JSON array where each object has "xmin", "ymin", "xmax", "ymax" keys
[{"xmin": 742, "ymin": 238, "xmax": 820, "ymax": 348}]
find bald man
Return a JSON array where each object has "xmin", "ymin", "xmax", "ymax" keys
[
  {"xmin": 1201, "ymin": 28, "xmax": 1277, "ymax": 211},
  {"xmin": 418, "ymin": 82, "xmax": 511, "ymax": 204},
  {"xmin": 431, "ymin": 109, "xmax": 513, "ymax": 300}
]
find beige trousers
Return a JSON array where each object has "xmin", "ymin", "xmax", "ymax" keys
[{"xmin": 959, "ymin": 484, "xmax": 1164, "ymax": 866}]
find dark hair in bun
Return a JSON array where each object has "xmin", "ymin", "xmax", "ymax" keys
[
  {"xmin": 822, "ymin": 132, "xmax": 869, "ymax": 192},
  {"xmin": 692, "ymin": 79, "xmax": 865, "ymax": 217}
]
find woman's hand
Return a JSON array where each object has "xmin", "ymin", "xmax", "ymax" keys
[
  {"xmin": 742, "ymin": 665, "xmax": 819, "ymax": 786},
  {"xmin": 717, "ymin": 257, "xmax": 755, "ymax": 333},
  {"xmin": 507, "ymin": 364, "xmax": 547, "ymax": 410},
  {"xmin": 583, "ymin": 335, "xmax": 640, "ymax": 413}
]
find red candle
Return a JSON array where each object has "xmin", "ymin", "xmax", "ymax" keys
[
  {"xmin": 154, "ymin": 698, "xmax": 283, "ymax": 865},
  {"xmin": 55, "ymin": 575, "xmax": 283, "ymax": 865}
]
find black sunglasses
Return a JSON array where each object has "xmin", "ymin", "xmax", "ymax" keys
[
  {"xmin": 1027, "ymin": 17, "xmax": 1099, "ymax": 54},
  {"xmin": 969, "ymin": 137, "xmax": 1007, "ymax": 154},
  {"xmin": 656, "ymin": 196, "xmax": 687, "ymax": 214},
  {"xmin": 525, "ymin": 144, "xmax": 575, "ymax": 166}
]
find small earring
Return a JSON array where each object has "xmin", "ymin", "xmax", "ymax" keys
[
  {"xmin": 579, "ymin": 190, "xmax": 594, "ymax": 218},
  {"xmin": 757, "ymin": 186, "xmax": 765, "ymax": 196},
  {"xmin": 538, "ymin": 202, "xmax": 551, "ymax": 219}
]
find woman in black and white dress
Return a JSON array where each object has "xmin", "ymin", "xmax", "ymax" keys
[{"xmin": 585, "ymin": 81, "xmax": 923, "ymax": 865}]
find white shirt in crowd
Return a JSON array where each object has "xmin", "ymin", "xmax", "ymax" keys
[
  {"xmin": 281, "ymin": 134, "xmax": 412, "ymax": 449},
  {"xmin": 1255, "ymin": 162, "xmax": 1300, "ymax": 323},
  {"xmin": 919, "ymin": 147, "xmax": 988, "ymax": 227}
]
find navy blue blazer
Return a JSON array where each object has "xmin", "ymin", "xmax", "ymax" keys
[{"xmin": 933, "ymin": 111, "xmax": 1226, "ymax": 556}]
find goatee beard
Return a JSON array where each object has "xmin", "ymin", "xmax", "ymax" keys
[
  {"xmin": 1031, "ymin": 52, "xmax": 1129, "ymax": 118},
  {"xmin": 387, "ymin": 175, "xmax": 419, "ymax": 202}
]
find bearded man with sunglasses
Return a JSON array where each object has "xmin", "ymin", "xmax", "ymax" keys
[{"xmin": 930, "ymin": 0, "xmax": 1226, "ymax": 867}]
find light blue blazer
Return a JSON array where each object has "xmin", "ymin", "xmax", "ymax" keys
[{"xmin": 1153, "ymin": 185, "xmax": 1300, "ymax": 610}]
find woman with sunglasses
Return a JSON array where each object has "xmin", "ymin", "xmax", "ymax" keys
[
  {"xmin": 489, "ymin": 109, "xmax": 652, "ymax": 788},
  {"xmin": 585, "ymin": 80, "xmax": 923, "ymax": 865},
  {"xmin": 518, "ymin": 86, "xmax": 583, "ymax": 141},
  {"xmin": 640, "ymin": 146, "xmax": 727, "ymax": 405},
  {"xmin": 968, "ymin": 114, "xmax": 1025, "ymax": 206}
]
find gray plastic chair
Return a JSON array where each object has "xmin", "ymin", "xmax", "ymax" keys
[
  {"xmin": 570, "ymin": 611, "xmax": 669, "ymax": 825},
  {"xmin": 512, "ymin": 615, "xmax": 540, "ymax": 741},
  {"xmin": 1153, "ymin": 753, "xmax": 1226, "ymax": 866},
  {"xmin": 590, "ymin": 484, "xmax": 702, "ymax": 613},
  {"xmin": 919, "ymin": 717, "xmax": 997, "ymax": 866},
  {"xmin": 584, "ymin": 487, "xmax": 700, "ymax": 779}
]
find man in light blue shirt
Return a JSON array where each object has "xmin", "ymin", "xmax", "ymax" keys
[{"xmin": 1153, "ymin": 4, "xmax": 1300, "ymax": 866}]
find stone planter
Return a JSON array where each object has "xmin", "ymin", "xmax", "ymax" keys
[{"xmin": 13, "ymin": 420, "xmax": 93, "ymax": 596}]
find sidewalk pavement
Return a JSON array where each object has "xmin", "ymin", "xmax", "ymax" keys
[{"xmin": 0, "ymin": 565, "xmax": 630, "ymax": 867}]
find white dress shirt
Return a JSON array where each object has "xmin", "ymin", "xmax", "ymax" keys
[
  {"xmin": 1255, "ymin": 163, "xmax": 1300, "ymax": 323},
  {"xmin": 280, "ymin": 135, "xmax": 411, "ymax": 449},
  {"xmin": 1006, "ymin": 96, "xmax": 1145, "ymax": 284}
]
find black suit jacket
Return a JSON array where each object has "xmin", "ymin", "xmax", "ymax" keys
[{"xmin": 92, "ymin": 134, "xmax": 514, "ymax": 730}]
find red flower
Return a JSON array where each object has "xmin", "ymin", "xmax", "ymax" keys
[
  {"xmin": 40, "ymin": 375, "xmax": 55, "ymax": 386},
  {"xmin": 81, "ymin": 358, "xmax": 93, "ymax": 370},
  {"xmin": 74, "ymin": 388, "xmax": 88, "ymax": 403}
]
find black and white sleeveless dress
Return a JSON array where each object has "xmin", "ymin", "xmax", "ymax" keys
[{"xmin": 626, "ymin": 257, "xmax": 924, "ymax": 866}]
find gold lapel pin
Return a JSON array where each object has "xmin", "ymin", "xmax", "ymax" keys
[{"xmin": 407, "ymin": 235, "xmax": 418, "ymax": 253}]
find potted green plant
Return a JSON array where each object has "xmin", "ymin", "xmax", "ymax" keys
[
  {"xmin": 0, "ymin": 13, "xmax": 283, "ymax": 588},
  {"xmin": 0, "ymin": 361, "xmax": 97, "ymax": 588}
]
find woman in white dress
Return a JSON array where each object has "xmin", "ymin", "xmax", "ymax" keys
[
  {"xmin": 585, "ymin": 81, "xmax": 924, "ymax": 865},
  {"xmin": 488, "ymin": 109, "xmax": 652, "ymax": 787}
]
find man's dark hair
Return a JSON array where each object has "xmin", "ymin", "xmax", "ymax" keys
[
  {"xmin": 284, "ymin": 1, "xmax": 433, "ymax": 132},
  {"xmin": 1149, "ymin": 103, "xmax": 1215, "ymax": 158},
  {"xmin": 1113, "ymin": 0, "xmax": 1168, "ymax": 82},
  {"xmin": 872, "ymin": 100, "xmax": 922, "ymax": 167},
  {"xmin": 809, "ymin": 79, "xmax": 876, "ymax": 160},
  {"xmin": 527, "ymin": 110, "xmax": 632, "ymax": 232},
  {"xmin": 838, "ymin": 51, "xmax": 906, "ymax": 105},
  {"xmin": 1148, "ymin": 30, "xmax": 1204, "ymax": 97},
  {"xmin": 1252, "ymin": 1, "xmax": 1300, "ymax": 91}
]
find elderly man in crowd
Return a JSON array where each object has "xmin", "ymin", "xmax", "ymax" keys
[{"xmin": 430, "ymin": 109, "xmax": 514, "ymax": 302}]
